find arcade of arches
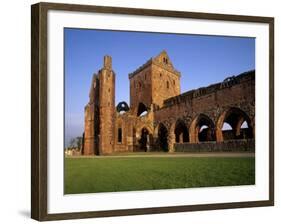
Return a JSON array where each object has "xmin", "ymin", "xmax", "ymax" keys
[{"xmin": 151, "ymin": 107, "xmax": 254, "ymax": 152}]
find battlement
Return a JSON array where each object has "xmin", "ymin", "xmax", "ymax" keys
[
  {"xmin": 161, "ymin": 70, "xmax": 255, "ymax": 109},
  {"xmin": 128, "ymin": 50, "xmax": 180, "ymax": 79},
  {"xmin": 128, "ymin": 58, "xmax": 153, "ymax": 79}
]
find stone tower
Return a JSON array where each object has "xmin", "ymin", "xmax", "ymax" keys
[
  {"xmin": 98, "ymin": 55, "xmax": 115, "ymax": 154},
  {"xmin": 129, "ymin": 50, "xmax": 181, "ymax": 115},
  {"xmin": 83, "ymin": 55, "xmax": 115, "ymax": 155}
]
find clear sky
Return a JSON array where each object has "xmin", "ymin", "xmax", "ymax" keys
[{"xmin": 64, "ymin": 28, "xmax": 255, "ymax": 146}]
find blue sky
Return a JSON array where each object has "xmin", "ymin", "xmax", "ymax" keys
[{"xmin": 64, "ymin": 28, "xmax": 255, "ymax": 146}]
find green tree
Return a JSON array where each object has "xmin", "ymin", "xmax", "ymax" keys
[
  {"xmin": 76, "ymin": 137, "xmax": 83, "ymax": 150},
  {"xmin": 69, "ymin": 136, "xmax": 83, "ymax": 150},
  {"xmin": 69, "ymin": 138, "xmax": 76, "ymax": 149}
]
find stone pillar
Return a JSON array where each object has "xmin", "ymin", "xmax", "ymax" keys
[
  {"xmin": 179, "ymin": 133, "xmax": 183, "ymax": 143},
  {"xmin": 216, "ymin": 128, "xmax": 223, "ymax": 143},
  {"xmin": 235, "ymin": 116, "xmax": 245, "ymax": 137},
  {"xmin": 168, "ymin": 130, "xmax": 175, "ymax": 153},
  {"xmin": 189, "ymin": 123, "xmax": 199, "ymax": 143},
  {"xmin": 146, "ymin": 134, "xmax": 150, "ymax": 152}
]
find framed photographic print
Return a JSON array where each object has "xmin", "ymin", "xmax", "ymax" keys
[{"xmin": 31, "ymin": 2, "xmax": 274, "ymax": 221}]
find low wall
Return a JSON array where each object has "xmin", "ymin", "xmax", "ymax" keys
[{"xmin": 174, "ymin": 139, "xmax": 255, "ymax": 152}]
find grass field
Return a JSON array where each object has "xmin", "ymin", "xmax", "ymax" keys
[{"xmin": 64, "ymin": 156, "xmax": 255, "ymax": 194}]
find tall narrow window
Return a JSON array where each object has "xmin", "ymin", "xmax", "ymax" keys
[
  {"xmin": 118, "ymin": 128, "xmax": 122, "ymax": 143},
  {"xmin": 167, "ymin": 81, "xmax": 169, "ymax": 89}
]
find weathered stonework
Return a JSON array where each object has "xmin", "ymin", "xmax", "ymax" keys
[{"xmin": 83, "ymin": 51, "xmax": 255, "ymax": 155}]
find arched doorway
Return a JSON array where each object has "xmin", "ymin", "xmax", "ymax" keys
[
  {"xmin": 217, "ymin": 107, "xmax": 253, "ymax": 141},
  {"xmin": 174, "ymin": 119, "xmax": 189, "ymax": 143},
  {"xmin": 139, "ymin": 128, "xmax": 150, "ymax": 151},
  {"xmin": 190, "ymin": 114, "xmax": 216, "ymax": 143},
  {"xmin": 137, "ymin": 102, "xmax": 148, "ymax": 116},
  {"xmin": 158, "ymin": 123, "xmax": 168, "ymax": 151}
]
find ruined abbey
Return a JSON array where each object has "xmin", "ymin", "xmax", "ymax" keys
[{"xmin": 82, "ymin": 50, "xmax": 255, "ymax": 155}]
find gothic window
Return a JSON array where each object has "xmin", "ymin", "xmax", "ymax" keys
[
  {"xmin": 108, "ymin": 88, "xmax": 110, "ymax": 93},
  {"xmin": 173, "ymin": 80, "xmax": 175, "ymax": 85},
  {"xmin": 167, "ymin": 81, "xmax": 169, "ymax": 89},
  {"xmin": 118, "ymin": 128, "xmax": 122, "ymax": 143},
  {"xmin": 160, "ymin": 73, "xmax": 162, "ymax": 77}
]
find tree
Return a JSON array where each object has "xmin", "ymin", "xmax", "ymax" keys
[
  {"xmin": 69, "ymin": 136, "xmax": 83, "ymax": 150},
  {"xmin": 69, "ymin": 138, "xmax": 76, "ymax": 149},
  {"xmin": 76, "ymin": 137, "xmax": 83, "ymax": 150}
]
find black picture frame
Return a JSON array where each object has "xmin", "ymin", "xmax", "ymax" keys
[{"xmin": 31, "ymin": 2, "xmax": 274, "ymax": 221}]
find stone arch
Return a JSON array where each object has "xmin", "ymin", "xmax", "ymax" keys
[
  {"xmin": 189, "ymin": 114, "xmax": 216, "ymax": 143},
  {"xmin": 136, "ymin": 124, "xmax": 153, "ymax": 136},
  {"xmin": 135, "ymin": 124, "xmax": 153, "ymax": 152},
  {"xmin": 174, "ymin": 119, "xmax": 189, "ymax": 143},
  {"xmin": 216, "ymin": 107, "xmax": 254, "ymax": 142},
  {"xmin": 154, "ymin": 123, "xmax": 169, "ymax": 152},
  {"xmin": 138, "ymin": 127, "xmax": 151, "ymax": 152},
  {"xmin": 137, "ymin": 102, "xmax": 149, "ymax": 116}
]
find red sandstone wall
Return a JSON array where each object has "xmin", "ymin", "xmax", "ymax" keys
[
  {"xmin": 154, "ymin": 73, "xmax": 255, "ymax": 128},
  {"xmin": 129, "ymin": 66, "xmax": 152, "ymax": 114},
  {"xmin": 151, "ymin": 64, "xmax": 180, "ymax": 107}
]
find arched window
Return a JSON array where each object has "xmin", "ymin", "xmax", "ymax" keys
[
  {"xmin": 166, "ymin": 81, "xmax": 169, "ymax": 89},
  {"xmin": 118, "ymin": 128, "xmax": 122, "ymax": 143},
  {"xmin": 137, "ymin": 102, "xmax": 148, "ymax": 116}
]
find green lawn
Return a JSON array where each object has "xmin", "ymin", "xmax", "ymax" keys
[{"xmin": 64, "ymin": 156, "xmax": 255, "ymax": 194}]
